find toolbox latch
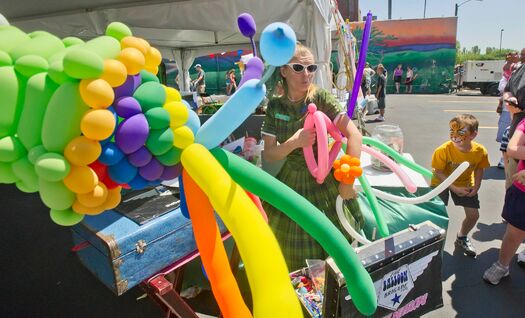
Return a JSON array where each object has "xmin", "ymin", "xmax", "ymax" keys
[{"xmin": 135, "ymin": 240, "xmax": 147, "ymax": 254}]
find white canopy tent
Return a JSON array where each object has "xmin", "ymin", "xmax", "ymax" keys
[{"xmin": 3, "ymin": 0, "xmax": 337, "ymax": 92}]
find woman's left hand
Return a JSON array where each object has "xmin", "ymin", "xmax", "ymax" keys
[
  {"xmin": 339, "ymin": 183, "xmax": 358, "ymax": 200},
  {"xmin": 512, "ymin": 170, "xmax": 525, "ymax": 185}
]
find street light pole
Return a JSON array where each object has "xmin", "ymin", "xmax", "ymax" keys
[
  {"xmin": 388, "ymin": 0, "xmax": 392, "ymax": 19},
  {"xmin": 455, "ymin": 0, "xmax": 483, "ymax": 17},
  {"xmin": 500, "ymin": 29, "xmax": 504, "ymax": 52},
  {"xmin": 424, "ymin": 0, "xmax": 427, "ymax": 18}
]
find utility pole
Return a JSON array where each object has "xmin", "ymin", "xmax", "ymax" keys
[
  {"xmin": 455, "ymin": 3, "xmax": 458, "ymax": 16},
  {"xmin": 424, "ymin": 0, "xmax": 427, "ymax": 18},
  {"xmin": 500, "ymin": 29, "xmax": 504, "ymax": 52},
  {"xmin": 388, "ymin": 0, "xmax": 392, "ymax": 19}
]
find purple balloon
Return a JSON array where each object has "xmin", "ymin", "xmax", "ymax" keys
[
  {"xmin": 114, "ymin": 96, "xmax": 142, "ymax": 118},
  {"xmin": 128, "ymin": 147, "xmax": 153, "ymax": 167},
  {"xmin": 115, "ymin": 114, "xmax": 149, "ymax": 154},
  {"xmin": 237, "ymin": 13, "xmax": 256, "ymax": 37},
  {"xmin": 238, "ymin": 57, "xmax": 264, "ymax": 87},
  {"xmin": 160, "ymin": 164, "xmax": 181, "ymax": 181},
  {"xmin": 139, "ymin": 157, "xmax": 164, "ymax": 181},
  {"xmin": 114, "ymin": 74, "xmax": 142, "ymax": 99}
]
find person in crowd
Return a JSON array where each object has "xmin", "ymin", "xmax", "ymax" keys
[
  {"xmin": 361, "ymin": 62, "xmax": 375, "ymax": 96},
  {"xmin": 261, "ymin": 43, "xmax": 364, "ymax": 271},
  {"xmin": 393, "ymin": 64, "xmax": 403, "ymax": 94},
  {"xmin": 375, "ymin": 64, "xmax": 387, "ymax": 122},
  {"xmin": 225, "ymin": 69, "xmax": 237, "ymax": 96},
  {"xmin": 191, "ymin": 64, "xmax": 206, "ymax": 94},
  {"xmin": 405, "ymin": 66, "xmax": 415, "ymax": 94},
  {"xmin": 431, "ymin": 114, "xmax": 490, "ymax": 257}
]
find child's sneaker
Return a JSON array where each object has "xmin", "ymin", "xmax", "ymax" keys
[
  {"xmin": 483, "ymin": 262, "xmax": 509, "ymax": 285},
  {"xmin": 518, "ymin": 249, "xmax": 525, "ymax": 267},
  {"xmin": 375, "ymin": 116, "xmax": 385, "ymax": 122},
  {"xmin": 455, "ymin": 236, "xmax": 477, "ymax": 256}
]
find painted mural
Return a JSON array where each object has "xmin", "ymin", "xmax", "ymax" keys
[{"xmin": 350, "ymin": 17, "xmax": 458, "ymax": 94}]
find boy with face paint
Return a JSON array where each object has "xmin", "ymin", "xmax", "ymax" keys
[{"xmin": 431, "ymin": 114, "xmax": 490, "ymax": 256}]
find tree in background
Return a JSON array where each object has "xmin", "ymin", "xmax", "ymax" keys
[{"xmin": 456, "ymin": 41, "xmax": 515, "ymax": 64}]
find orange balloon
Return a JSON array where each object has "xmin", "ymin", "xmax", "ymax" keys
[
  {"xmin": 333, "ymin": 159, "xmax": 341, "ymax": 170},
  {"xmin": 102, "ymin": 186, "xmax": 122, "ymax": 210},
  {"xmin": 64, "ymin": 136, "xmax": 102, "ymax": 166},
  {"xmin": 121, "ymin": 36, "xmax": 150, "ymax": 55},
  {"xmin": 349, "ymin": 166, "xmax": 363, "ymax": 177},
  {"xmin": 342, "ymin": 174, "xmax": 355, "ymax": 185},
  {"xmin": 64, "ymin": 165, "xmax": 98, "ymax": 194},
  {"xmin": 340, "ymin": 163, "xmax": 350, "ymax": 173},
  {"xmin": 79, "ymin": 78, "xmax": 115, "ymax": 109},
  {"xmin": 334, "ymin": 169, "xmax": 343, "ymax": 181},
  {"xmin": 182, "ymin": 170, "xmax": 252, "ymax": 318},
  {"xmin": 101, "ymin": 59, "xmax": 128, "ymax": 87},
  {"xmin": 118, "ymin": 47, "xmax": 145, "ymax": 75},
  {"xmin": 145, "ymin": 47, "xmax": 162, "ymax": 68},
  {"xmin": 340, "ymin": 154, "xmax": 352, "ymax": 164},
  {"xmin": 72, "ymin": 199, "xmax": 105, "ymax": 215},
  {"xmin": 77, "ymin": 182, "xmax": 108, "ymax": 207},
  {"xmin": 349, "ymin": 157, "xmax": 361, "ymax": 166},
  {"xmin": 80, "ymin": 109, "xmax": 116, "ymax": 141}
]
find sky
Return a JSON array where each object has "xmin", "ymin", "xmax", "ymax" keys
[{"xmin": 358, "ymin": 0, "xmax": 525, "ymax": 53}]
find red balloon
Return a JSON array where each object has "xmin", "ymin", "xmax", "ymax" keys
[{"xmin": 89, "ymin": 161, "xmax": 108, "ymax": 180}]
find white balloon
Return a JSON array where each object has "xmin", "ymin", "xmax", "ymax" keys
[{"xmin": 336, "ymin": 195, "xmax": 371, "ymax": 245}]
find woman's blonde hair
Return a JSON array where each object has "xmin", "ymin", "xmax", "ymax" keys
[{"xmin": 277, "ymin": 43, "xmax": 317, "ymax": 102}]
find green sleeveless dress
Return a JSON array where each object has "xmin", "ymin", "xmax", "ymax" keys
[{"xmin": 261, "ymin": 89, "xmax": 364, "ymax": 271}]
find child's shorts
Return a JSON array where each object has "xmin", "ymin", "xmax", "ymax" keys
[
  {"xmin": 438, "ymin": 188, "xmax": 480, "ymax": 209},
  {"xmin": 502, "ymin": 185, "xmax": 525, "ymax": 231}
]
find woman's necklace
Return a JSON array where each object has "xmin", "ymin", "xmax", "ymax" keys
[{"xmin": 287, "ymin": 94, "xmax": 306, "ymax": 103}]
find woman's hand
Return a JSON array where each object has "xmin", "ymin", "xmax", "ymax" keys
[
  {"xmin": 291, "ymin": 128, "xmax": 316, "ymax": 149},
  {"xmin": 339, "ymin": 183, "xmax": 358, "ymax": 200},
  {"xmin": 512, "ymin": 170, "xmax": 525, "ymax": 185}
]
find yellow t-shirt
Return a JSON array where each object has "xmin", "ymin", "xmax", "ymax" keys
[{"xmin": 431, "ymin": 141, "xmax": 490, "ymax": 187}]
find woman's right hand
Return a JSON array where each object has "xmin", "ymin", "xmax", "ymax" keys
[
  {"xmin": 506, "ymin": 96, "xmax": 518, "ymax": 108},
  {"xmin": 292, "ymin": 128, "xmax": 316, "ymax": 148}
]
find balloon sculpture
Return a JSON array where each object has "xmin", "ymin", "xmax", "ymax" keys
[{"xmin": 0, "ymin": 14, "xmax": 377, "ymax": 317}]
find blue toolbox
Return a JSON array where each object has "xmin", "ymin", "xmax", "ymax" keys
[{"xmin": 71, "ymin": 185, "xmax": 226, "ymax": 295}]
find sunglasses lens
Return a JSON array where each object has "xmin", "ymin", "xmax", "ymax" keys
[
  {"xmin": 307, "ymin": 64, "xmax": 318, "ymax": 72},
  {"xmin": 292, "ymin": 64, "xmax": 304, "ymax": 72}
]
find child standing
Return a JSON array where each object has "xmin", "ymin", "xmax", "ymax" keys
[{"xmin": 431, "ymin": 114, "xmax": 490, "ymax": 256}]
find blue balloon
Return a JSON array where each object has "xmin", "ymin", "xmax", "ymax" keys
[
  {"xmin": 128, "ymin": 174, "xmax": 149, "ymax": 190},
  {"xmin": 98, "ymin": 142, "xmax": 124, "ymax": 166},
  {"xmin": 108, "ymin": 158, "xmax": 137, "ymax": 184},
  {"xmin": 178, "ymin": 175, "xmax": 190, "ymax": 219},
  {"xmin": 260, "ymin": 22, "xmax": 296, "ymax": 66},
  {"xmin": 185, "ymin": 108, "xmax": 201, "ymax": 135},
  {"xmin": 195, "ymin": 79, "xmax": 266, "ymax": 149}
]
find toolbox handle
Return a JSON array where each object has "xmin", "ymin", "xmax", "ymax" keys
[{"xmin": 71, "ymin": 241, "xmax": 90, "ymax": 252}]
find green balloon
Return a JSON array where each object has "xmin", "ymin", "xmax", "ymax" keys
[
  {"xmin": 41, "ymin": 82, "xmax": 89, "ymax": 152},
  {"xmin": 17, "ymin": 74, "xmax": 58, "ymax": 150},
  {"xmin": 362, "ymin": 136, "xmax": 433, "ymax": 178},
  {"xmin": 16, "ymin": 179, "xmax": 38, "ymax": 193},
  {"xmin": 63, "ymin": 49, "xmax": 104, "ymax": 79},
  {"xmin": 156, "ymin": 147, "xmax": 181, "ymax": 166},
  {"xmin": 62, "ymin": 37, "xmax": 85, "ymax": 48},
  {"xmin": 0, "ymin": 26, "xmax": 30, "ymax": 53},
  {"xmin": 50, "ymin": 208, "xmax": 84, "ymax": 226},
  {"xmin": 140, "ymin": 70, "xmax": 160, "ymax": 83},
  {"xmin": 358, "ymin": 174, "xmax": 389, "ymax": 237},
  {"xmin": 146, "ymin": 128, "xmax": 174, "ymax": 156},
  {"xmin": 0, "ymin": 66, "xmax": 22, "ymax": 138},
  {"xmin": 133, "ymin": 82, "xmax": 167, "ymax": 112},
  {"xmin": 11, "ymin": 156, "xmax": 39, "ymax": 192},
  {"xmin": 84, "ymin": 36, "xmax": 121, "ymax": 60},
  {"xmin": 35, "ymin": 152, "xmax": 71, "ymax": 182},
  {"xmin": 28, "ymin": 30, "xmax": 53, "ymax": 38},
  {"xmin": 145, "ymin": 107, "xmax": 170, "ymax": 130},
  {"xmin": 0, "ymin": 51, "xmax": 12, "ymax": 66},
  {"xmin": 0, "ymin": 161, "xmax": 18, "ymax": 183},
  {"xmin": 14, "ymin": 54, "xmax": 48, "ymax": 78},
  {"xmin": 39, "ymin": 179, "xmax": 75, "ymax": 210},
  {"xmin": 0, "ymin": 136, "xmax": 26, "ymax": 163},
  {"xmin": 210, "ymin": 148, "xmax": 378, "ymax": 315},
  {"xmin": 48, "ymin": 60, "xmax": 74, "ymax": 85},
  {"xmin": 105, "ymin": 22, "xmax": 132, "ymax": 41},
  {"xmin": 27, "ymin": 145, "xmax": 47, "ymax": 164},
  {"xmin": 10, "ymin": 34, "xmax": 65, "ymax": 61}
]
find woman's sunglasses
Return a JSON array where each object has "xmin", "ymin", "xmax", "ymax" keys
[{"xmin": 286, "ymin": 63, "xmax": 318, "ymax": 73}]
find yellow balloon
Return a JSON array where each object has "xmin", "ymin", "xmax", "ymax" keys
[
  {"xmin": 164, "ymin": 86, "xmax": 182, "ymax": 102},
  {"xmin": 79, "ymin": 78, "xmax": 115, "ymax": 109},
  {"xmin": 101, "ymin": 59, "xmax": 128, "ymax": 87},
  {"xmin": 72, "ymin": 199, "xmax": 105, "ymax": 215},
  {"xmin": 77, "ymin": 182, "xmax": 108, "ymax": 208},
  {"xmin": 181, "ymin": 144, "xmax": 302, "ymax": 317},
  {"xmin": 121, "ymin": 36, "xmax": 150, "ymax": 55},
  {"xmin": 164, "ymin": 101, "xmax": 189, "ymax": 128},
  {"xmin": 64, "ymin": 136, "xmax": 102, "ymax": 166},
  {"xmin": 144, "ymin": 65, "xmax": 159, "ymax": 75},
  {"xmin": 102, "ymin": 186, "xmax": 122, "ymax": 210},
  {"xmin": 172, "ymin": 126, "xmax": 194, "ymax": 150},
  {"xmin": 145, "ymin": 47, "xmax": 162, "ymax": 68},
  {"xmin": 64, "ymin": 165, "xmax": 98, "ymax": 194},
  {"xmin": 80, "ymin": 109, "xmax": 116, "ymax": 141},
  {"xmin": 118, "ymin": 47, "xmax": 145, "ymax": 75}
]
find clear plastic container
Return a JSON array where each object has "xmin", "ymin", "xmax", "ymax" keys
[{"xmin": 371, "ymin": 124, "xmax": 404, "ymax": 172}]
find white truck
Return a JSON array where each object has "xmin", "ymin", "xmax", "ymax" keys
[{"xmin": 460, "ymin": 60, "xmax": 505, "ymax": 96}]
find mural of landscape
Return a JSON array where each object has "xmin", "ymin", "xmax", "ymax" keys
[{"xmin": 350, "ymin": 17, "xmax": 458, "ymax": 94}]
